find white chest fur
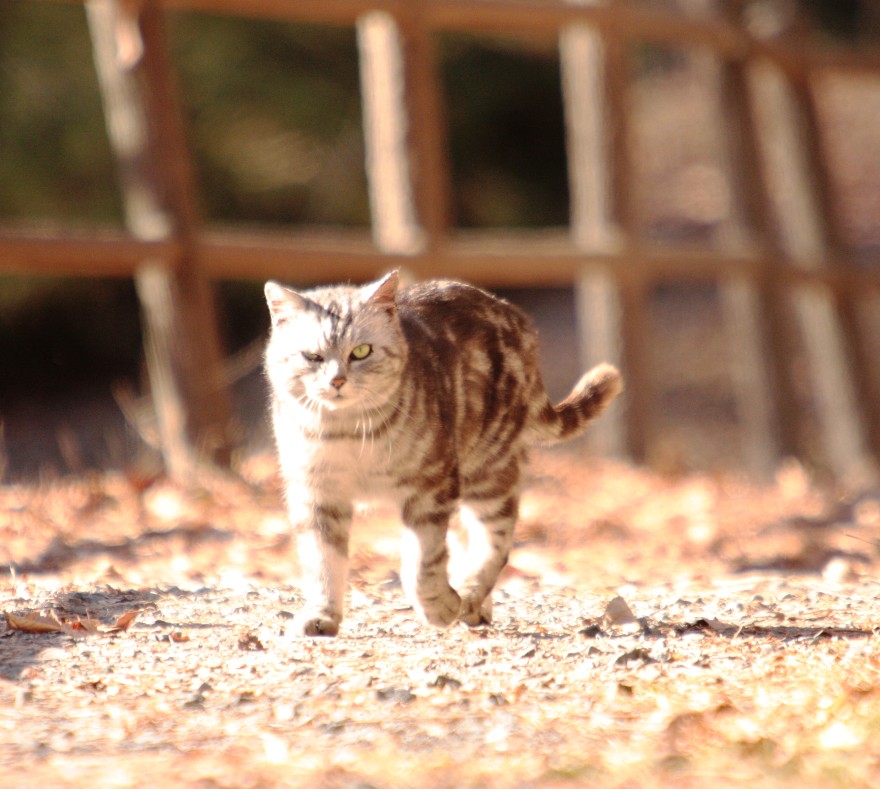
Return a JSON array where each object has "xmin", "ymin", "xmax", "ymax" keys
[{"xmin": 273, "ymin": 401, "xmax": 401, "ymax": 503}]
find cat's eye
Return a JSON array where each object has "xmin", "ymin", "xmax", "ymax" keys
[
  {"xmin": 302, "ymin": 351, "xmax": 324, "ymax": 363},
  {"xmin": 349, "ymin": 343, "xmax": 372, "ymax": 361}
]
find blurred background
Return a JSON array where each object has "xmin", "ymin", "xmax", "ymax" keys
[{"xmin": 0, "ymin": 0, "xmax": 879, "ymax": 481}]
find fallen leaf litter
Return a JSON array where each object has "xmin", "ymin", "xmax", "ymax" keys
[{"xmin": 3, "ymin": 450, "xmax": 880, "ymax": 787}]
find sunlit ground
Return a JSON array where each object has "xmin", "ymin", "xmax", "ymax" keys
[{"xmin": 3, "ymin": 449, "xmax": 880, "ymax": 788}]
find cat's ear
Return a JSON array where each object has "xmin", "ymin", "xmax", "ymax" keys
[
  {"xmin": 265, "ymin": 281, "xmax": 312, "ymax": 327},
  {"xmin": 364, "ymin": 270, "xmax": 399, "ymax": 315}
]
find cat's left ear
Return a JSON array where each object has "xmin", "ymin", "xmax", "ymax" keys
[
  {"xmin": 265, "ymin": 281, "xmax": 310, "ymax": 327},
  {"xmin": 364, "ymin": 270, "xmax": 399, "ymax": 315}
]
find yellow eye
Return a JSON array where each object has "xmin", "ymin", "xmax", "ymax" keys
[
  {"xmin": 302, "ymin": 351, "xmax": 324, "ymax": 363},
  {"xmin": 350, "ymin": 343, "xmax": 372, "ymax": 361}
]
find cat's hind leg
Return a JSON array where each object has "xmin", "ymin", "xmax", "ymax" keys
[
  {"xmin": 291, "ymin": 501, "xmax": 352, "ymax": 637},
  {"xmin": 400, "ymin": 494, "xmax": 461, "ymax": 627},
  {"xmin": 451, "ymin": 494, "xmax": 518, "ymax": 626}
]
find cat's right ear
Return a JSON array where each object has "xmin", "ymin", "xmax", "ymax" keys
[
  {"xmin": 364, "ymin": 270, "xmax": 399, "ymax": 316},
  {"xmin": 265, "ymin": 281, "xmax": 309, "ymax": 327}
]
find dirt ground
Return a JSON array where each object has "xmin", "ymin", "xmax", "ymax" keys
[{"xmin": 2, "ymin": 448, "xmax": 880, "ymax": 788}]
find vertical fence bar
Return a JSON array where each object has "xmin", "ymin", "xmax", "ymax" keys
[
  {"xmin": 748, "ymin": 56, "xmax": 876, "ymax": 481},
  {"xmin": 712, "ymin": 52, "xmax": 788, "ymax": 478},
  {"xmin": 560, "ymin": 14, "xmax": 625, "ymax": 458},
  {"xmin": 357, "ymin": 2, "xmax": 451, "ymax": 261},
  {"xmin": 398, "ymin": 3, "xmax": 453, "ymax": 248},
  {"xmin": 357, "ymin": 10, "xmax": 423, "ymax": 256},
  {"xmin": 792, "ymin": 67, "xmax": 880, "ymax": 462},
  {"xmin": 560, "ymin": 1, "xmax": 648, "ymax": 461},
  {"xmin": 87, "ymin": 0, "xmax": 234, "ymax": 480}
]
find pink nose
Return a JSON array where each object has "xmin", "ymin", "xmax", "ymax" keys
[{"xmin": 331, "ymin": 376, "xmax": 346, "ymax": 390}]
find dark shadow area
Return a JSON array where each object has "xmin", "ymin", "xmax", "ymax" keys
[
  {"xmin": 51, "ymin": 587, "xmax": 162, "ymax": 620},
  {"xmin": 579, "ymin": 617, "xmax": 878, "ymax": 643},
  {"xmin": 672, "ymin": 617, "xmax": 878, "ymax": 641},
  {"xmin": 0, "ymin": 522, "xmax": 233, "ymax": 576},
  {"xmin": 733, "ymin": 546, "xmax": 872, "ymax": 574}
]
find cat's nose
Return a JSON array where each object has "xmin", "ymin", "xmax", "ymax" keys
[{"xmin": 330, "ymin": 376, "xmax": 347, "ymax": 391}]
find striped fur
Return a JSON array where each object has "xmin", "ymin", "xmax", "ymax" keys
[{"xmin": 264, "ymin": 271, "xmax": 622, "ymax": 635}]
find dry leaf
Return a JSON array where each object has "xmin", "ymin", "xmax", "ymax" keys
[
  {"xmin": 685, "ymin": 617, "xmax": 735, "ymax": 636},
  {"xmin": 110, "ymin": 610, "xmax": 139, "ymax": 632},
  {"xmin": 5, "ymin": 610, "xmax": 139, "ymax": 636},
  {"xmin": 701, "ymin": 617, "xmax": 734, "ymax": 634},
  {"xmin": 4, "ymin": 611, "xmax": 66, "ymax": 634},
  {"xmin": 69, "ymin": 617, "xmax": 102, "ymax": 633}
]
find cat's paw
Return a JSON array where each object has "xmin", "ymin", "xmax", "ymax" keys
[
  {"xmin": 459, "ymin": 595, "xmax": 493, "ymax": 627},
  {"xmin": 293, "ymin": 611, "xmax": 341, "ymax": 637},
  {"xmin": 418, "ymin": 586, "xmax": 462, "ymax": 628}
]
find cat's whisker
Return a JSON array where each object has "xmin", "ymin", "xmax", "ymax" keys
[
  {"xmin": 299, "ymin": 394, "xmax": 325, "ymax": 439},
  {"xmin": 357, "ymin": 413, "xmax": 369, "ymax": 459},
  {"xmin": 356, "ymin": 395, "xmax": 378, "ymax": 458},
  {"xmin": 361, "ymin": 388, "xmax": 402, "ymax": 462}
]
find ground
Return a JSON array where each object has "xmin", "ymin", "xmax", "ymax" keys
[{"xmin": 3, "ymin": 449, "xmax": 880, "ymax": 788}]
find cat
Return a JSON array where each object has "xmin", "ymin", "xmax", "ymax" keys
[{"xmin": 264, "ymin": 271, "xmax": 622, "ymax": 636}]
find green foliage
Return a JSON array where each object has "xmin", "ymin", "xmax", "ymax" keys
[
  {"xmin": 0, "ymin": 2, "xmax": 121, "ymax": 223},
  {"xmin": 439, "ymin": 34, "xmax": 569, "ymax": 228},
  {"xmin": 0, "ymin": 1, "xmax": 871, "ymax": 231},
  {"xmin": 168, "ymin": 12, "xmax": 370, "ymax": 227}
]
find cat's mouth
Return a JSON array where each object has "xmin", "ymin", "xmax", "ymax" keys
[{"xmin": 317, "ymin": 390, "xmax": 355, "ymax": 410}]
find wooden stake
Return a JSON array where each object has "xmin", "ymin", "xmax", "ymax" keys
[
  {"xmin": 87, "ymin": 0, "xmax": 233, "ymax": 480},
  {"xmin": 357, "ymin": 5, "xmax": 451, "ymax": 257},
  {"xmin": 748, "ymin": 56, "xmax": 876, "ymax": 482},
  {"xmin": 713, "ymin": 52, "xmax": 787, "ymax": 478},
  {"xmin": 560, "ymin": 4, "xmax": 643, "ymax": 460}
]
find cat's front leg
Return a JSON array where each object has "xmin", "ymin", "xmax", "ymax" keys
[
  {"xmin": 400, "ymin": 496, "xmax": 461, "ymax": 627},
  {"xmin": 290, "ymin": 501, "xmax": 352, "ymax": 637}
]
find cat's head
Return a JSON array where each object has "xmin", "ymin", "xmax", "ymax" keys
[{"xmin": 264, "ymin": 271, "xmax": 406, "ymax": 413}]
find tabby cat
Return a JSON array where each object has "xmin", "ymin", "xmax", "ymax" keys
[{"xmin": 264, "ymin": 271, "xmax": 621, "ymax": 636}]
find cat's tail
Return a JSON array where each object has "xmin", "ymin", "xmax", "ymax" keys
[{"xmin": 526, "ymin": 363, "xmax": 623, "ymax": 445}]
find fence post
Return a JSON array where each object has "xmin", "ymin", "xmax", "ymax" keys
[
  {"xmin": 711, "ymin": 52, "xmax": 789, "ymax": 479},
  {"xmin": 356, "ymin": 4, "xmax": 451, "ymax": 259},
  {"xmin": 790, "ymin": 65, "xmax": 880, "ymax": 465},
  {"xmin": 560, "ymin": 4, "xmax": 647, "ymax": 461},
  {"xmin": 86, "ymin": 0, "xmax": 234, "ymax": 480},
  {"xmin": 357, "ymin": 11, "xmax": 422, "ymax": 256},
  {"xmin": 748, "ymin": 54, "xmax": 876, "ymax": 482}
]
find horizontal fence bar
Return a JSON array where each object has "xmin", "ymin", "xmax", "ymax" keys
[
  {"xmin": 48, "ymin": 0, "xmax": 880, "ymax": 76},
  {"xmin": 3, "ymin": 226, "xmax": 879, "ymax": 292},
  {"xmin": 425, "ymin": 0, "xmax": 746, "ymax": 54},
  {"xmin": 0, "ymin": 229, "xmax": 177, "ymax": 278},
  {"xmin": 162, "ymin": 0, "xmax": 403, "ymax": 25}
]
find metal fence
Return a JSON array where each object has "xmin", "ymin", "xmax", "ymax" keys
[{"xmin": 2, "ymin": 0, "xmax": 880, "ymax": 481}]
